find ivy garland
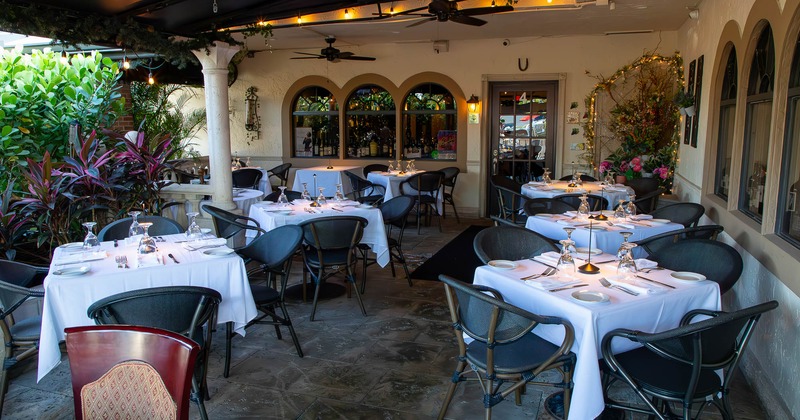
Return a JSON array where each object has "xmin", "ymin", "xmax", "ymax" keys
[
  {"xmin": 580, "ymin": 52, "xmax": 684, "ymax": 182},
  {"xmin": 0, "ymin": 0, "xmax": 273, "ymax": 68}
]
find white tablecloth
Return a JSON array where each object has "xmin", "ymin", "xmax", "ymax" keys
[
  {"xmin": 247, "ymin": 201, "xmax": 390, "ymax": 267},
  {"xmin": 473, "ymin": 259, "xmax": 721, "ymax": 420},
  {"xmin": 521, "ymin": 181, "xmax": 634, "ymax": 210},
  {"xmin": 38, "ymin": 234, "xmax": 257, "ymax": 382},
  {"xmin": 291, "ymin": 166, "xmax": 359, "ymax": 197},
  {"xmin": 525, "ymin": 213, "xmax": 682, "ymax": 255},
  {"xmin": 199, "ymin": 188, "xmax": 264, "ymax": 218},
  {"xmin": 367, "ymin": 171, "xmax": 443, "ymax": 214}
]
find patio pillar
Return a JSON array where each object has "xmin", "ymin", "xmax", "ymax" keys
[{"xmin": 192, "ymin": 42, "xmax": 240, "ymax": 211}]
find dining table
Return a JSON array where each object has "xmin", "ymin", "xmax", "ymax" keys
[
  {"xmin": 37, "ymin": 234, "xmax": 257, "ymax": 382},
  {"xmin": 246, "ymin": 199, "xmax": 390, "ymax": 267},
  {"xmin": 366, "ymin": 170, "xmax": 444, "ymax": 214},
  {"xmin": 291, "ymin": 166, "xmax": 359, "ymax": 197},
  {"xmin": 525, "ymin": 212, "xmax": 683, "ymax": 255},
  {"xmin": 521, "ymin": 181, "xmax": 634, "ymax": 210},
  {"xmin": 198, "ymin": 187, "xmax": 264, "ymax": 218},
  {"xmin": 472, "ymin": 256, "xmax": 721, "ymax": 420}
]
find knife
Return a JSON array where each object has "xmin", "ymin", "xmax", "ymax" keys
[
  {"xmin": 635, "ymin": 274, "xmax": 675, "ymax": 289},
  {"xmin": 549, "ymin": 283, "xmax": 588, "ymax": 293}
]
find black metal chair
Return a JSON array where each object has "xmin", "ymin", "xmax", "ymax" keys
[
  {"xmin": 490, "ymin": 175, "xmax": 528, "ymax": 226},
  {"xmin": 625, "ymin": 177, "xmax": 661, "ymax": 197},
  {"xmin": 630, "ymin": 187, "xmax": 665, "ymax": 214},
  {"xmin": 601, "ymin": 300, "xmax": 779, "ymax": 420},
  {"xmin": 648, "ymin": 238, "xmax": 743, "ymax": 294},
  {"xmin": 555, "ymin": 193, "xmax": 609, "ymax": 212},
  {"xmin": 263, "ymin": 190, "xmax": 303, "ymax": 202},
  {"xmin": 267, "ymin": 163, "xmax": 292, "ymax": 190},
  {"xmin": 363, "ymin": 164, "xmax": 389, "ymax": 177},
  {"xmin": 87, "ymin": 286, "xmax": 222, "ymax": 420},
  {"xmin": 649, "ymin": 202, "xmax": 705, "ymax": 227},
  {"xmin": 559, "ymin": 174, "xmax": 597, "ymax": 181},
  {"xmin": 357, "ymin": 196, "xmax": 416, "ymax": 294},
  {"xmin": 98, "ymin": 215, "xmax": 184, "ymax": 241},
  {"xmin": 299, "ymin": 216, "xmax": 368, "ymax": 321},
  {"xmin": 523, "ymin": 197, "xmax": 577, "ymax": 216},
  {"xmin": 0, "ymin": 259, "xmax": 48, "ymax": 287},
  {"xmin": 440, "ymin": 166, "xmax": 460, "ymax": 223},
  {"xmin": 225, "ymin": 225, "xmax": 304, "ymax": 377},
  {"xmin": 343, "ymin": 171, "xmax": 386, "ymax": 205},
  {"xmin": 232, "ymin": 168, "xmax": 264, "ymax": 189},
  {"xmin": 400, "ymin": 171, "xmax": 444, "ymax": 234},
  {"xmin": 437, "ymin": 275, "xmax": 576, "ymax": 420},
  {"xmin": 634, "ymin": 225, "xmax": 724, "ymax": 257},
  {"xmin": 473, "ymin": 226, "xmax": 558, "ymax": 264},
  {"xmin": 0, "ymin": 279, "xmax": 44, "ymax": 417},
  {"xmin": 202, "ymin": 205, "xmax": 266, "ymax": 249}
]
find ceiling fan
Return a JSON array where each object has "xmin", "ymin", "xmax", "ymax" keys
[
  {"xmin": 292, "ymin": 37, "xmax": 376, "ymax": 62},
  {"xmin": 399, "ymin": 0, "xmax": 514, "ymax": 27}
]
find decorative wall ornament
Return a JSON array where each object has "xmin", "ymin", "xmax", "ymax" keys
[
  {"xmin": 518, "ymin": 58, "xmax": 529, "ymax": 71},
  {"xmin": 245, "ymin": 86, "xmax": 261, "ymax": 143}
]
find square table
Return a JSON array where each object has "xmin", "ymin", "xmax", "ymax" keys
[
  {"xmin": 473, "ymin": 259, "xmax": 721, "ymax": 419},
  {"xmin": 525, "ymin": 213, "xmax": 683, "ymax": 255},
  {"xmin": 291, "ymin": 166, "xmax": 359, "ymax": 197},
  {"xmin": 37, "ymin": 234, "xmax": 257, "ymax": 382},
  {"xmin": 367, "ymin": 170, "xmax": 443, "ymax": 214},
  {"xmin": 521, "ymin": 181, "xmax": 634, "ymax": 210},
  {"xmin": 247, "ymin": 201, "xmax": 390, "ymax": 267}
]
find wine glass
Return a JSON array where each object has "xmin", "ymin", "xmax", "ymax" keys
[
  {"xmin": 605, "ymin": 171, "xmax": 615, "ymax": 185},
  {"xmin": 277, "ymin": 186, "xmax": 290, "ymax": 205},
  {"xmin": 317, "ymin": 187, "xmax": 327, "ymax": 205},
  {"xmin": 409, "ymin": 159, "xmax": 416, "ymax": 172},
  {"xmin": 562, "ymin": 227, "xmax": 578, "ymax": 253},
  {"xmin": 334, "ymin": 184, "xmax": 345, "ymax": 202},
  {"xmin": 616, "ymin": 231, "xmax": 634, "ymax": 259},
  {"xmin": 82, "ymin": 222, "xmax": 99, "ymax": 250},
  {"xmin": 575, "ymin": 171, "xmax": 584, "ymax": 186},
  {"xmin": 556, "ymin": 239, "xmax": 576, "ymax": 278},
  {"xmin": 542, "ymin": 168, "xmax": 552, "ymax": 184},
  {"xmin": 387, "ymin": 160, "xmax": 395, "ymax": 172},
  {"xmin": 301, "ymin": 183, "xmax": 312, "ymax": 201},
  {"xmin": 128, "ymin": 211, "xmax": 144, "ymax": 237},
  {"xmin": 614, "ymin": 199, "xmax": 626, "ymax": 220},
  {"xmin": 577, "ymin": 194, "xmax": 590, "ymax": 219},
  {"xmin": 186, "ymin": 212, "xmax": 202, "ymax": 242},
  {"xmin": 138, "ymin": 222, "xmax": 157, "ymax": 255},
  {"xmin": 625, "ymin": 193, "xmax": 637, "ymax": 218},
  {"xmin": 616, "ymin": 242, "xmax": 639, "ymax": 281}
]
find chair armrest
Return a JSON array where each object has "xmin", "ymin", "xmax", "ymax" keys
[
  {"xmin": 680, "ymin": 308, "xmax": 722, "ymax": 325},
  {"xmin": 471, "ymin": 284, "xmax": 504, "ymax": 300},
  {"xmin": 600, "ymin": 328, "xmax": 641, "ymax": 372}
]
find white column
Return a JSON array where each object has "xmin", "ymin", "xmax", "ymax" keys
[{"xmin": 193, "ymin": 43, "xmax": 240, "ymax": 211}]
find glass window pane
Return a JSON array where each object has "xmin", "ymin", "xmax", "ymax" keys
[
  {"xmin": 292, "ymin": 86, "xmax": 339, "ymax": 158},
  {"xmin": 779, "ymin": 96, "xmax": 800, "ymax": 243},
  {"xmin": 402, "ymin": 83, "xmax": 457, "ymax": 160},
  {"xmin": 345, "ymin": 85, "xmax": 396, "ymax": 159},
  {"xmin": 716, "ymin": 104, "xmax": 736, "ymax": 198}
]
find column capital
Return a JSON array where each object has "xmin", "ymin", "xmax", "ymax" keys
[{"xmin": 192, "ymin": 42, "xmax": 241, "ymax": 70}]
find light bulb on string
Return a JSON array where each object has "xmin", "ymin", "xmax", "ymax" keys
[
  {"xmin": 148, "ymin": 71, "xmax": 155, "ymax": 85},
  {"xmin": 344, "ymin": 9, "xmax": 350, "ymax": 19}
]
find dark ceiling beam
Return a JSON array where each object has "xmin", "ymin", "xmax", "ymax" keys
[{"xmin": 118, "ymin": 0, "xmax": 194, "ymax": 19}]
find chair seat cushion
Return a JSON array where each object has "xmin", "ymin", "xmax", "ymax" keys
[
  {"xmin": 466, "ymin": 332, "xmax": 573, "ymax": 374},
  {"xmin": 609, "ymin": 347, "xmax": 722, "ymax": 399},
  {"xmin": 250, "ymin": 284, "xmax": 279, "ymax": 304},
  {"xmin": 10, "ymin": 316, "xmax": 42, "ymax": 341},
  {"xmin": 303, "ymin": 248, "xmax": 353, "ymax": 267}
]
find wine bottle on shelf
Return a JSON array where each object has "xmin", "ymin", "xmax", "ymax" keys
[{"xmin": 313, "ymin": 136, "xmax": 320, "ymax": 156}]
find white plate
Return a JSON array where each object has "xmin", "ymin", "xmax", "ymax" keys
[
  {"xmin": 571, "ymin": 290, "xmax": 610, "ymax": 303},
  {"xmin": 670, "ymin": 271, "xmax": 707, "ymax": 282},
  {"xmin": 358, "ymin": 204, "xmax": 373, "ymax": 209},
  {"xmin": 488, "ymin": 260, "xmax": 518, "ymax": 270},
  {"xmin": 203, "ymin": 248, "xmax": 236, "ymax": 257},
  {"xmin": 52, "ymin": 265, "xmax": 90, "ymax": 276},
  {"xmin": 58, "ymin": 242, "xmax": 85, "ymax": 252},
  {"xmin": 649, "ymin": 218, "xmax": 671, "ymax": 224},
  {"xmin": 575, "ymin": 247, "xmax": 603, "ymax": 255}
]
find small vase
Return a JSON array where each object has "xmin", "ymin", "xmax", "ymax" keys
[
  {"xmin": 615, "ymin": 175, "xmax": 628, "ymax": 184},
  {"xmin": 642, "ymin": 172, "xmax": 654, "ymax": 178}
]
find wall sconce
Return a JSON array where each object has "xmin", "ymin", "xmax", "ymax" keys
[
  {"xmin": 245, "ymin": 87, "xmax": 261, "ymax": 139},
  {"xmin": 467, "ymin": 94, "xmax": 480, "ymax": 113}
]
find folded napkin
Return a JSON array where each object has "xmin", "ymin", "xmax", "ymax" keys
[
  {"xmin": 136, "ymin": 252, "xmax": 163, "ymax": 268},
  {"xmin": 56, "ymin": 251, "xmax": 108, "ymax": 265},
  {"xmin": 534, "ymin": 252, "xmax": 561, "ymax": 267},
  {"xmin": 630, "ymin": 214, "xmax": 653, "ymax": 221},
  {"xmin": 528, "ymin": 181, "xmax": 546, "ymax": 186},
  {"xmin": 613, "ymin": 222, "xmax": 636, "ymax": 230},
  {"xmin": 525, "ymin": 276, "xmax": 582, "ymax": 291},
  {"xmin": 606, "ymin": 275, "xmax": 666, "ymax": 295},
  {"xmin": 182, "ymin": 238, "xmax": 227, "ymax": 250},
  {"xmin": 634, "ymin": 259, "xmax": 658, "ymax": 269},
  {"xmin": 556, "ymin": 219, "xmax": 577, "ymax": 227}
]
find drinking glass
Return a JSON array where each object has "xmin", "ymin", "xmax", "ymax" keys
[
  {"xmin": 616, "ymin": 231, "xmax": 634, "ymax": 259},
  {"xmin": 128, "ymin": 211, "xmax": 144, "ymax": 237},
  {"xmin": 277, "ymin": 186, "xmax": 290, "ymax": 205},
  {"xmin": 614, "ymin": 199, "xmax": 626, "ymax": 220},
  {"xmin": 575, "ymin": 171, "xmax": 584, "ymax": 186},
  {"xmin": 409, "ymin": 159, "xmax": 416, "ymax": 172},
  {"xmin": 556, "ymin": 239, "xmax": 576, "ymax": 277},
  {"xmin": 542, "ymin": 168, "xmax": 552, "ymax": 184},
  {"xmin": 577, "ymin": 194, "xmax": 590, "ymax": 219},
  {"xmin": 562, "ymin": 227, "xmax": 577, "ymax": 253},
  {"xmin": 138, "ymin": 222, "xmax": 157, "ymax": 255},
  {"xmin": 301, "ymin": 183, "xmax": 312, "ymax": 201},
  {"xmin": 82, "ymin": 222, "xmax": 99, "ymax": 250},
  {"xmin": 616, "ymin": 242, "xmax": 638, "ymax": 280},
  {"xmin": 317, "ymin": 187, "xmax": 327, "ymax": 205},
  {"xmin": 604, "ymin": 171, "xmax": 615, "ymax": 185},
  {"xmin": 396, "ymin": 160, "xmax": 402, "ymax": 173},
  {"xmin": 186, "ymin": 212, "xmax": 202, "ymax": 242},
  {"xmin": 625, "ymin": 193, "xmax": 637, "ymax": 218},
  {"xmin": 387, "ymin": 161, "xmax": 395, "ymax": 172},
  {"xmin": 334, "ymin": 184, "xmax": 345, "ymax": 202}
]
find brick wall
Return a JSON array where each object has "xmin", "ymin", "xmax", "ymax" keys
[{"xmin": 109, "ymin": 81, "xmax": 135, "ymax": 133}]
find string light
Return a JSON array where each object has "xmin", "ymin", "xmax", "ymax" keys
[
  {"xmin": 491, "ymin": 0, "xmax": 496, "ymax": 6},
  {"xmin": 390, "ymin": 2, "xmax": 395, "ymax": 14},
  {"xmin": 121, "ymin": 50, "xmax": 130, "ymax": 70},
  {"xmin": 344, "ymin": 9, "xmax": 351, "ymax": 19},
  {"xmin": 148, "ymin": 71, "xmax": 155, "ymax": 85},
  {"xmin": 297, "ymin": 14, "xmax": 303, "ymax": 24}
]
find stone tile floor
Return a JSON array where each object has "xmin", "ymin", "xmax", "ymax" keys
[{"xmin": 4, "ymin": 216, "xmax": 767, "ymax": 419}]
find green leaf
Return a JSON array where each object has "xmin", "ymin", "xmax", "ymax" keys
[{"xmin": 1, "ymin": 126, "xmax": 11, "ymax": 136}]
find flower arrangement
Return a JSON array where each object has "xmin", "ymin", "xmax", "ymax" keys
[{"xmin": 599, "ymin": 152, "xmax": 644, "ymax": 179}]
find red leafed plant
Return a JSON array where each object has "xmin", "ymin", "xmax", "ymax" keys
[
  {"xmin": 111, "ymin": 130, "xmax": 179, "ymax": 215},
  {"xmin": 16, "ymin": 152, "xmax": 75, "ymax": 249},
  {"xmin": 0, "ymin": 180, "xmax": 33, "ymax": 260}
]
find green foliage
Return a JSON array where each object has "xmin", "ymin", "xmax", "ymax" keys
[
  {"xmin": 129, "ymin": 83, "xmax": 205, "ymax": 159},
  {"xmin": 0, "ymin": 48, "xmax": 124, "ymax": 190},
  {"xmin": 0, "ymin": 179, "xmax": 32, "ymax": 260}
]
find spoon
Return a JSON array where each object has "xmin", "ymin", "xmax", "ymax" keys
[{"xmin": 168, "ymin": 253, "xmax": 180, "ymax": 264}]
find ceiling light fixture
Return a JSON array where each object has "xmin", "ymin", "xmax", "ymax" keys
[
  {"xmin": 491, "ymin": 0, "xmax": 496, "ymax": 7},
  {"xmin": 390, "ymin": 2, "xmax": 395, "ymax": 14},
  {"xmin": 467, "ymin": 94, "xmax": 480, "ymax": 113},
  {"xmin": 297, "ymin": 15, "xmax": 303, "ymax": 24},
  {"xmin": 344, "ymin": 9, "xmax": 351, "ymax": 19}
]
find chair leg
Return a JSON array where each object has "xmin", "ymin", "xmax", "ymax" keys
[
  {"xmin": 437, "ymin": 359, "xmax": 467, "ymax": 420},
  {"xmin": 278, "ymin": 301, "xmax": 304, "ymax": 358},
  {"xmin": 268, "ymin": 304, "xmax": 283, "ymax": 339},
  {"xmin": 223, "ymin": 322, "xmax": 233, "ymax": 378},
  {"xmin": 190, "ymin": 378, "xmax": 209, "ymax": 420},
  {"xmin": 347, "ymin": 268, "xmax": 367, "ymax": 316},
  {"xmin": 0, "ymin": 365, "xmax": 8, "ymax": 419},
  {"xmin": 451, "ymin": 201, "xmax": 460, "ymax": 223},
  {"xmin": 360, "ymin": 249, "xmax": 368, "ymax": 295},
  {"xmin": 310, "ymin": 270, "xmax": 323, "ymax": 321},
  {"xmin": 395, "ymin": 245, "xmax": 413, "ymax": 287}
]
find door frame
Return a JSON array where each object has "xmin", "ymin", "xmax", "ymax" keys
[{"xmin": 478, "ymin": 73, "xmax": 567, "ymax": 217}]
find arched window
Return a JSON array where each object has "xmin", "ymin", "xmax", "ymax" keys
[
  {"xmin": 402, "ymin": 83, "xmax": 457, "ymax": 160},
  {"xmin": 292, "ymin": 86, "xmax": 339, "ymax": 158},
  {"xmin": 777, "ymin": 35, "xmax": 800, "ymax": 246},
  {"xmin": 345, "ymin": 85, "xmax": 396, "ymax": 159},
  {"xmin": 739, "ymin": 25, "xmax": 775, "ymax": 222},
  {"xmin": 715, "ymin": 46, "xmax": 738, "ymax": 199}
]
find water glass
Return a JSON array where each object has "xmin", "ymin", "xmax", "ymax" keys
[
  {"xmin": 556, "ymin": 239, "xmax": 576, "ymax": 277},
  {"xmin": 301, "ymin": 183, "xmax": 312, "ymax": 201},
  {"xmin": 317, "ymin": 187, "xmax": 327, "ymax": 205},
  {"xmin": 186, "ymin": 212, "xmax": 202, "ymax": 242},
  {"xmin": 82, "ymin": 222, "xmax": 99, "ymax": 250},
  {"xmin": 334, "ymin": 184, "xmax": 345, "ymax": 202},
  {"xmin": 625, "ymin": 194, "xmax": 637, "ymax": 218},
  {"xmin": 128, "ymin": 211, "xmax": 144, "ymax": 237},
  {"xmin": 616, "ymin": 242, "xmax": 638, "ymax": 280},
  {"xmin": 614, "ymin": 200, "xmax": 626, "ymax": 220},
  {"xmin": 138, "ymin": 222, "xmax": 157, "ymax": 255},
  {"xmin": 277, "ymin": 186, "xmax": 290, "ymax": 205}
]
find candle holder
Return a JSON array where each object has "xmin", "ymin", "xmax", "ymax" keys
[
  {"xmin": 578, "ymin": 220, "xmax": 601, "ymax": 274},
  {"xmin": 309, "ymin": 174, "xmax": 321, "ymax": 207},
  {"xmin": 592, "ymin": 187, "xmax": 609, "ymax": 221}
]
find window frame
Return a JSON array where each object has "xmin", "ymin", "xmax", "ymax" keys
[
  {"xmin": 401, "ymin": 82, "xmax": 458, "ymax": 161},
  {"xmin": 291, "ymin": 86, "xmax": 339, "ymax": 158},
  {"xmin": 714, "ymin": 47, "xmax": 738, "ymax": 200},
  {"xmin": 343, "ymin": 84, "xmax": 397, "ymax": 159}
]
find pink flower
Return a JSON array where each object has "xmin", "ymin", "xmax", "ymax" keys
[
  {"xmin": 599, "ymin": 161, "xmax": 611, "ymax": 174},
  {"xmin": 620, "ymin": 161, "xmax": 629, "ymax": 171},
  {"xmin": 658, "ymin": 166, "xmax": 669, "ymax": 179},
  {"xmin": 631, "ymin": 157, "xmax": 641, "ymax": 166},
  {"xmin": 633, "ymin": 164, "xmax": 642, "ymax": 172}
]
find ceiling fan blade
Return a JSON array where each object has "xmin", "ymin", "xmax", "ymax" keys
[
  {"xmin": 459, "ymin": 5, "xmax": 513, "ymax": 16},
  {"xmin": 449, "ymin": 15, "xmax": 487, "ymax": 26},
  {"xmin": 378, "ymin": 5, "xmax": 430, "ymax": 16},
  {"xmin": 407, "ymin": 17, "xmax": 435, "ymax": 28},
  {"xmin": 291, "ymin": 56, "xmax": 325, "ymax": 60},
  {"xmin": 293, "ymin": 52, "xmax": 322, "ymax": 56},
  {"xmin": 341, "ymin": 56, "xmax": 377, "ymax": 61}
]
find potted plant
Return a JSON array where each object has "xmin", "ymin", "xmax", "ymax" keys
[{"xmin": 673, "ymin": 90, "xmax": 696, "ymax": 116}]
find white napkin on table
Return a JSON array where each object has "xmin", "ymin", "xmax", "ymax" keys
[
  {"xmin": 630, "ymin": 214, "xmax": 653, "ymax": 221},
  {"xmin": 634, "ymin": 259, "xmax": 658, "ymax": 269},
  {"xmin": 606, "ymin": 275, "xmax": 666, "ymax": 295},
  {"xmin": 56, "ymin": 251, "xmax": 108, "ymax": 265},
  {"xmin": 613, "ymin": 222, "xmax": 636, "ymax": 229},
  {"xmin": 556, "ymin": 219, "xmax": 578, "ymax": 227},
  {"xmin": 533, "ymin": 252, "xmax": 561, "ymax": 267},
  {"xmin": 525, "ymin": 276, "xmax": 582, "ymax": 291},
  {"xmin": 182, "ymin": 238, "xmax": 227, "ymax": 250},
  {"xmin": 136, "ymin": 252, "xmax": 163, "ymax": 268}
]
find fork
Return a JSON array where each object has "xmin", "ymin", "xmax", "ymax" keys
[
  {"xmin": 115, "ymin": 256, "xmax": 123, "ymax": 268},
  {"xmin": 521, "ymin": 267, "xmax": 556, "ymax": 280},
  {"xmin": 599, "ymin": 277, "xmax": 639, "ymax": 296},
  {"xmin": 120, "ymin": 255, "xmax": 129, "ymax": 269},
  {"xmin": 640, "ymin": 267, "xmax": 665, "ymax": 273}
]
